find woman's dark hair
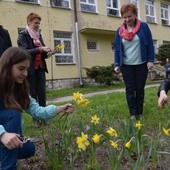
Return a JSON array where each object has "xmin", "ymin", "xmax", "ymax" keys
[
  {"xmin": 0, "ymin": 47, "xmax": 31, "ymax": 111},
  {"xmin": 120, "ymin": 3, "xmax": 138, "ymax": 16}
]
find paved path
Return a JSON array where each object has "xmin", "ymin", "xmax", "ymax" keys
[{"xmin": 47, "ymin": 84, "xmax": 159, "ymax": 104}]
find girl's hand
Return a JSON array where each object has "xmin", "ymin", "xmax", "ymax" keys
[
  {"xmin": 57, "ymin": 103, "xmax": 75, "ymax": 114},
  {"xmin": 0, "ymin": 132, "xmax": 23, "ymax": 149}
]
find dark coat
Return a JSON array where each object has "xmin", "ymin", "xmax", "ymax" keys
[
  {"xmin": 17, "ymin": 29, "xmax": 48, "ymax": 75},
  {"xmin": 0, "ymin": 25, "xmax": 12, "ymax": 57}
]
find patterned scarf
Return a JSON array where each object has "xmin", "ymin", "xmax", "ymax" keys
[
  {"xmin": 26, "ymin": 25, "xmax": 42, "ymax": 47},
  {"xmin": 119, "ymin": 18, "xmax": 141, "ymax": 41},
  {"xmin": 26, "ymin": 26, "xmax": 42, "ymax": 69}
]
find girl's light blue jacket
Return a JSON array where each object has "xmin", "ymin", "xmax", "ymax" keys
[
  {"xmin": 0, "ymin": 97, "xmax": 57, "ymax": 136},
  {"xmin": 114, "ymin": 21, "xmax": 155, "ymax": 67}
]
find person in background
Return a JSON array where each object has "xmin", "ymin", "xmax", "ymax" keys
[
  {"xmin": 0, "ymin": 25, "xmax": 12, "ymax": 56},
  {"xmin": 17, "ymin": 12, "xmax": 52, "ymax": 127},
  {"xmin": 0, "ymin": 47, "xmax": 75, "ymax": 170},
  {"xmin": 158, "ymin": 79, "xmax": 170, "ymax": 108},
  {"xmin": 114, "ymin": 3, "xmax": 154, "ymax": 120},
  {"xmin": 165, "ymin": 58, "xmax": 170, "ymax": 79}
]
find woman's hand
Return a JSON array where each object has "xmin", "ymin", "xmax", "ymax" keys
[
  {"xmin": 0, "ymin": 132, "xmax": 23, "ymax": 149},
  {"xmin": 41, "ymin": 46, "xmax": 52, "ymax": 52},
  {"xmin": 57, "ymin": 104, "xmax": 75, "ymax": 114},
  {"xmin": 158, "ymin": 90, "xmax": 168, "ymax": 108},
  {"xmin": 147, "ymin": 62, "xmax": 154, "ymax": 70},
  {"xmin": 114, "ymin": 66, "xmax": 121, "ymax": 74}
]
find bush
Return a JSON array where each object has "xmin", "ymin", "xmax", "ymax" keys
[
  {"xmin": 156, "ymin": 44, "xmax": 170, "ymax": 65},
  {"xmin": 84, "ymin": 65, "xmax": 120, "ymax": 85}
]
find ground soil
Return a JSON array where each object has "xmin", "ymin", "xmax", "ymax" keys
[{"xmin": 17, "ymin": 137, "xmax": 170, "ymax": 170}]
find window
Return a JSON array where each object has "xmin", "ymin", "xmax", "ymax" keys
[
  {"xmin": 145, "ymin": 0, "xmax": 156, "ymax": 23},
  {"xmin": 53, "ymin": 31, "xmax": 74, "ymax": 64},
  {"xmin": 18, "ymin": 28, "xmax": 24, "ymax": 34},
  {"xmin": 87, "ymin": 40, "xmax": 99, "ymax": 51},
  {"xmin": 50, "ymin": 0, "xmax": 70, "ymax": 8},
  {"xmin": 16, "ymin": 0, "xmax": 39, "ymax": 4},
  {"xmin": 153, "ymin": 40, "xmax": 158, "ymax": 54},
  {"xmin": 128, "ymin": 0, "xmax": 138, "ymax": 6},
  {"xmin": 161, "ymin": 3, "xmax": 170, "ymax": 26},
  {"xmin": 163, "ymin": 41, "xmax": 170, "ymax": 45},
  {"xmin": 80, "ymin": 0, "xmax": 97, "ymax": 13},
  {"xmin": 107, "ymin": 0, "xmax": 120, "ymax": 17}
]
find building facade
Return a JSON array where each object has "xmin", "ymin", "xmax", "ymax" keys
[{"xmin": 0, "ymin": 0, "xmax": 170, "ymax": 89}]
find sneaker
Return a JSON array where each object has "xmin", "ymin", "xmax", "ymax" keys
[
  {"xmin": 41, "ymin": 120, "xmax": 48, "ymax": 126},
  {"xmin": 130, "ymin": 115, "xmax": 136, "ymax": 120}
]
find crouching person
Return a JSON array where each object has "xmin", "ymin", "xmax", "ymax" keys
[{"xmin": 0, "ymin": 47, "xmax": 75, "ymax": 170}]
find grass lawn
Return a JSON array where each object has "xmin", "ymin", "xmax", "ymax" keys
[{"xmin": 20, "ymin": 85, "xmax": 170, "ymax": 169}]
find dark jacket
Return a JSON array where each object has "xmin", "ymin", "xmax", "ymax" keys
[
  {"xmin": 17, "ymin": 29, "xmax": 48, "ymax": 75},
  {"xmin": 0, "ymin": 25, "xmax": 12, "ymax": 57},
  {"xmin": 158, "ymin": 79, "xmax": 170, "ymax": 96},
  {"xmin": 114, "ymin": 21, "xmax": 155, "ymax": 68}
]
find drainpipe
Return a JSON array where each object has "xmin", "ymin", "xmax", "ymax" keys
[{"xmin": 73, "ymin": 0, "xmax": 83, "ymax": 86}]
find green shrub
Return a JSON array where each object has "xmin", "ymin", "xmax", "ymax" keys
[
  {"xmin": 84, "ymin": 65, "xmax": 120, "ymax": 85},
  {"xmin": 156, "ymin": 44, "xmax": 170, "ymax": 65}
]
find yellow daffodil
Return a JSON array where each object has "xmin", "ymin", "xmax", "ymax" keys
[
  {"xmin": 56, "ymin": 44, "xmax": 65, "ymax": 50},
  {"xmin": 76, "ymin": 132, "xmax": 90, "ymax": 151},
  {"xmin": 110, "ymin": 140, "xmax": 118, "ymax": 149},
  {"xmin": 135, "ymin": 121, "xmax": 143, "ymax": 129},
  {"xmin": 125, "ymin": 140, "xmax": 131, "ymax": 149},
  {"xmin": 73, "ymin": 91, "xmax": 83, "ymax": 101},
  {"xmin": 125, "ymin": 137, "xmax": 135, "ymax": 149},
  {"xmin": 91, "ymin": 115, "xmax": 100, "ymax": 125},
  {"xmin": 92, "ymin": 134, "xmax": 101, "ymax": 144},
  {"xmin": 106, "ymin": 127, "xmax": 117, "ymax": 137},
  {"xmin": 77, "ymin": 98, "xmax": 89, "ymax": 107},
  {"xmin": 163, "ymin": 127, "xmax": 170, "ymax": 136}
]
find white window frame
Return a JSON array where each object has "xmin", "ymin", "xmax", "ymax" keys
[
  {"xmin": 106, "ymin": 0, "xmax": 120, "ymax": 17},
  {"xmin": 161, "ymin": 3, "xmax": 170, "ymax": 26},
  {"xmin": 50, "ymin": 0, "xmax": 71, "ymax": 8},
  {"xmin": 53, "ymin": 31, "xmax": 75, "ymax": 64},
  {"xmin": 80, "ymin": 0, "xmax": 98, "ymax": 13},
  {"xmin": 145, "ymin": 0, "xmax": 156, "ymax": 23},
  {"xmin": 87, "ymin": 40, "xmax": 99, "ymax": 52}
]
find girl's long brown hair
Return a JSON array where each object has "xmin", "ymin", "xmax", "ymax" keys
[{"xmin": 0, "ymin": 47, "xmax": 31, "ymax": 111}]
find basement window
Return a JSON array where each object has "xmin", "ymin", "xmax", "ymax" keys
[{"xmin": 87, "ymin": 40, "xmax": 99, "ymax": 52}]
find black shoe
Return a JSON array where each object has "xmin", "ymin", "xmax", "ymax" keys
[{"xmin": 33, "ymin": 119, "xmax": 41, "ymax": 128}]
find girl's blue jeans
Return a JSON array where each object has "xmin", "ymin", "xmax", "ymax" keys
[{"xmin": 0, "ymin": 109, "xmax": 35, "ymax": 170}]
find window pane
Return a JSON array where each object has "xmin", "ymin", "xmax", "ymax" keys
[
  {"xmin": 81, "ymin": 4, "xmax": 96, "ymax": 12},
  {"xmin": 80, "ymin": 0, "xmax": 96, "ymax": 13},
  {"xmin": 112, "ymin": 0, "xmax": 118, "ymax": 8},
  {"xmin": 87, "ymin": 40, "xmax": 98, "ymax": 51},
  {"xmin": 107, "ymin": 9, "xmax": 119, "ymax": 16},
  {"xmin": 50, "ymin": 0, "xmax": 70, "ymax": 8},
  {"xmin": 53, "ymin": 31, "xmax": 73, "ymax": 64}
]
